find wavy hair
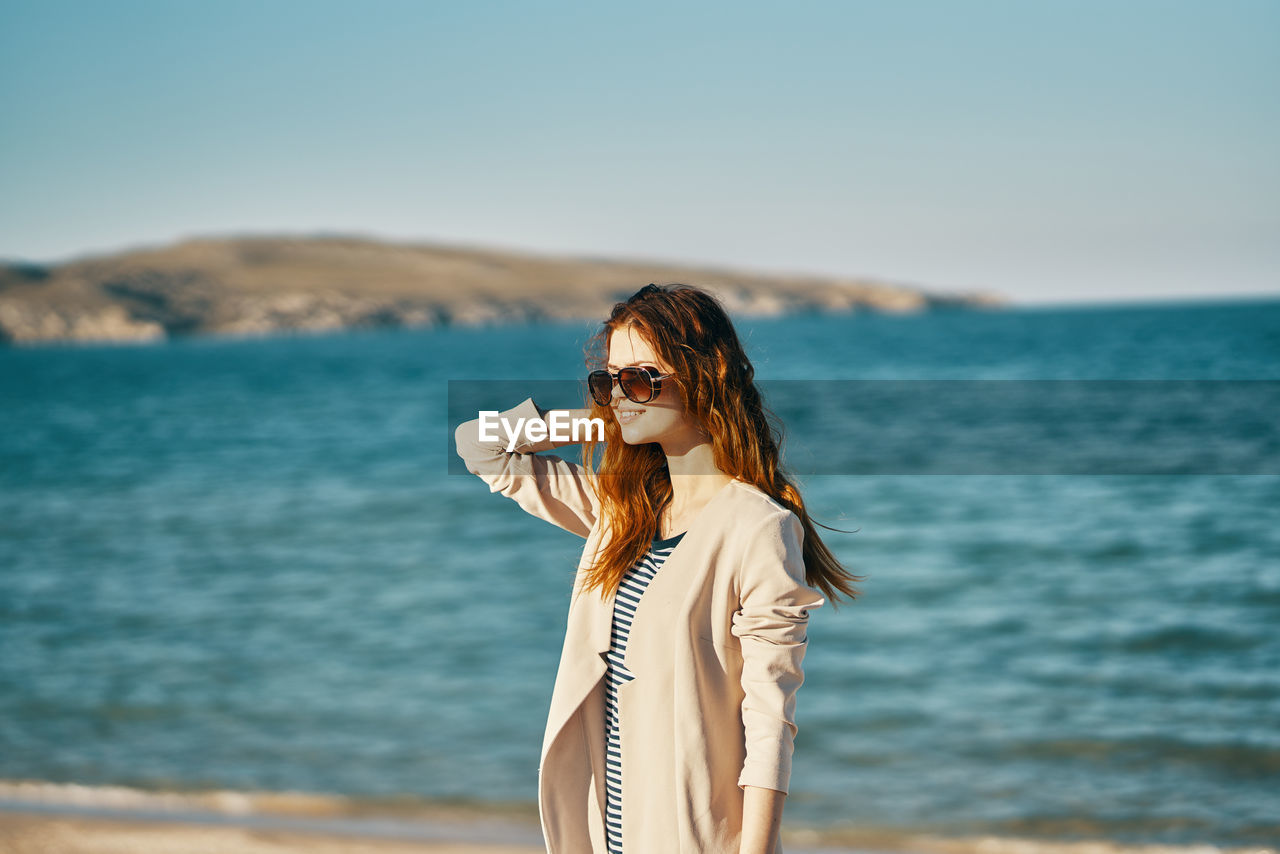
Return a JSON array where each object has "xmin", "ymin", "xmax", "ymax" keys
[{"xmin": 578, "ymin": 283, "xmax": 862, "ymax": 608}]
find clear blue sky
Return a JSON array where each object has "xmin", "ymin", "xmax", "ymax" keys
[{"xmin": 2, "ymin": 0, "xmax": 1276, "ymax": 305}]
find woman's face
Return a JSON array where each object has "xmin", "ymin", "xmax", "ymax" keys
[{"xmin": 606, "ymin": 324, "xmax": 701, "ymax": 448}]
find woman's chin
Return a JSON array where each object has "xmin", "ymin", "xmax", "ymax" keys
[{"xmin": 617, "ymin": 423, "xmax": 655, "ymax": 445}]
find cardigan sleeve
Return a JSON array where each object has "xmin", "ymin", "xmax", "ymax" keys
[
  {"xmin": 453, "ymin": 396, "xmax": 601, "ymax": 538},
  {"xmin": 731, "ymin": 508, "xmax": 826, "ymax": 794}
]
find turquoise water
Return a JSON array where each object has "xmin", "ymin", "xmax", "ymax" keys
[{"xmin": 2, "ymin": 298, "xmax": 1278, "ymax": 847}]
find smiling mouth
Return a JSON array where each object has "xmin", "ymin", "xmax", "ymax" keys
[{"xmin": 616, "ymin": 409, "xmax": 644, "ymax": 423}]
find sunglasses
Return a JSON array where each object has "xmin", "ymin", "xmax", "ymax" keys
[{"xmin": 587, "ymin": 366, "xmax": 675, "ymax": 406}]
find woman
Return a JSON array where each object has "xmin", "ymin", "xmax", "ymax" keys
[{"xmin": 454, "ymin": 283, "xmax": 861, "ymax": 853}]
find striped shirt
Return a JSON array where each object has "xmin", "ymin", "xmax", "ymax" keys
[{"xmin": 603, "ymin": 529, "xmax": 686, "ymax": 854}]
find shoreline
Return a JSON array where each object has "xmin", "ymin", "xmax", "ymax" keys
[{"xmin": 0, "ymin": 780, "xmax": 1273, "ymax": 854}]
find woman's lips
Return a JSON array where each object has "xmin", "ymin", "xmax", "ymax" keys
[{"xmin": 617, "ymin": 409, "xmax": 644, "ymax": 424}]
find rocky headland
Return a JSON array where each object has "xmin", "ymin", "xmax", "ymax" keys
[{"xmin": 0, "ymin": 235, "xmax": 1005, "ymax": 345}]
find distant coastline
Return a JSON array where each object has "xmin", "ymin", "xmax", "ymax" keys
[{"xmin": 0, "ymin": 234, "xmax": 1005, "ymax": 346}]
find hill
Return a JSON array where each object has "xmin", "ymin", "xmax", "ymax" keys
[{"xmin": 0, "ymin": 234, "xmax": 1005, "ymax": 344}]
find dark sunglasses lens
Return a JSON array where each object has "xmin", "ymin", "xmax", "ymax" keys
[
  {"xmin": 588, "ymin": 371, "xmax": 613, "ymax": 405},
  {"xmin": 619, "ymin": 367, "xmax": 655, "ymax": 403}
]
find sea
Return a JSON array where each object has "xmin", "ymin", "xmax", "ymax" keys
[{"xmin": 1, "ymin": 297, "xmax": 1278, "ymax": 850}]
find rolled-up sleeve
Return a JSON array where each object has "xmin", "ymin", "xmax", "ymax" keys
[
  {"xmin": 731, "ymin": 508, "xmax": 826, "ymax": 794},
  {"xmin": 453, "ymin": 396, "xmax": 601, "ymax": 538}
]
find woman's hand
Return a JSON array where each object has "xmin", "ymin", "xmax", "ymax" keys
[{"xmin": 740, "ymin": 784, "xmax": 785, "ymax": 853}]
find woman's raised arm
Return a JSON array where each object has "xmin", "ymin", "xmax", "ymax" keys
[{"xmin": 453, "ymin": 396, "xmax": 602, "ymax": 538}]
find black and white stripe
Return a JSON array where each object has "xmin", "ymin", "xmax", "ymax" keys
[{"xmin": 603, "ymin": 531, "xmax": 685, "ymax": 854}]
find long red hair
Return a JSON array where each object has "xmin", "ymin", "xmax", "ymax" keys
[{"xmin": 578, "ymin": 283, "xmax": 862, "ymax": 608}]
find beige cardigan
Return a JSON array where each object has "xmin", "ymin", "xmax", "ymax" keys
[{"xmin": 454, "ymin": 397, "xmax": 826, "ymax": 853}]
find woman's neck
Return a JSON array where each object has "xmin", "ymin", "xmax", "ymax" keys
[{"xmin": 659, "ymin": 470, "xmax": 736, "ymax": 538}]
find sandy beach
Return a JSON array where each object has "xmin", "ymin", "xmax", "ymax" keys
[
  {"xmin": 0, "ymin": 806, "xmax": 882, "ymax": 854},
  {"xmin": 0, "ymin": 779, "xmax": 551, "ymax": 853},
  {"xmin": 0, "ymin": 809, "xmax": 544, "ymax": 854},
  {"xmin": 5, "ymin": 807, "xmax": 1275, "ymax": 854},
  {"xmin": 2, "ymin": 776, "xmax": 1275, "ymax": 854}
]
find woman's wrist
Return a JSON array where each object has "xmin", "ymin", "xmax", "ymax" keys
[{"xmin": 739, "ymin": 784, "xmax": 785, "ymax": 853}]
